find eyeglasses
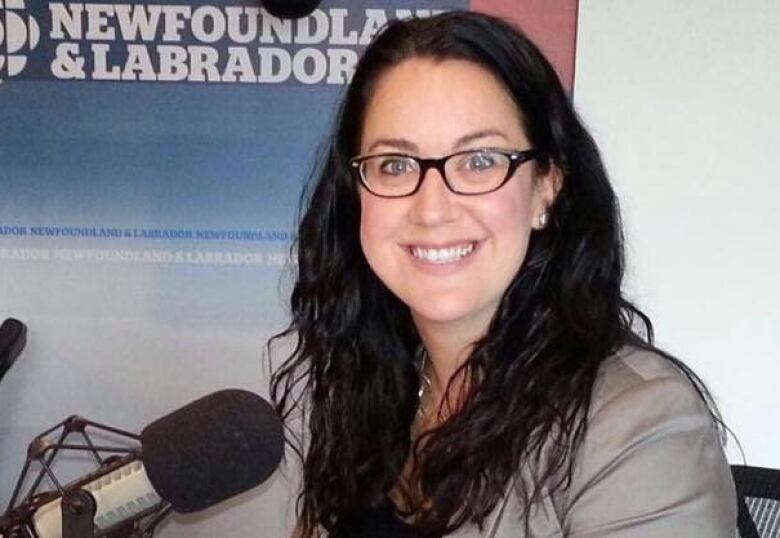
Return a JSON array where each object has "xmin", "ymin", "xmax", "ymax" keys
[{"xmin": 349, "ymin": 148, "xmax": 540, "ymax": 198}]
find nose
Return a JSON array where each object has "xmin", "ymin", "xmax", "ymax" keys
[{"xmin": 408, "ymin": 167, "xmax": 460, "ymax": 226}]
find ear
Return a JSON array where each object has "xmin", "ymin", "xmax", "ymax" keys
[
  {"xmin": 533, "ymin": 164, "xmax": 563, "ymax": 229},
  {"xmin": 539, "ymin": 163, "xmax": 563, "ymax": 205}
]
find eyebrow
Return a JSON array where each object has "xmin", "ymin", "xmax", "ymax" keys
[
  {"xmin": 453, "ymin": 129, "xmax": 510, "ymax": 149},
  {"xmin": 365, "ymin": 128, "xmax": 510, "ymax": 155},
  {"xmin": 366, "ymin": 137, "xmax": 418, "ymax": 154}
]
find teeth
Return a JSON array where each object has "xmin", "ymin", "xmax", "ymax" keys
[{"xmin": 411, "ymin": 243, "xmax": 475, "ymax": 264}]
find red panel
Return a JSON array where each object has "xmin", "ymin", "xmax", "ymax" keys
[{"xmin": 470, "ymin": 0, "xmax": 579, "ymax": 91}]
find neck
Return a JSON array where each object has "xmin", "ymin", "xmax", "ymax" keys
[{"xmin": 413, "ymin": 315, "xmax": 485, "ymax": 403}]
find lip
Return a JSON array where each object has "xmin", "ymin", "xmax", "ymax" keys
[
  {"xmin": 403, "ymin": 239, "xmax": 481, "ymax": 250},
  {"xmin": 402, "ymin": 239, "xmax": 482, "ymax": 273}
]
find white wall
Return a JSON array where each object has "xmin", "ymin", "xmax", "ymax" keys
[{"xmin": 575, "ymin": 1, "xmax": 780, "ymax": 467}]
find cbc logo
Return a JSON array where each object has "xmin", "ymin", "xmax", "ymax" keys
[{"xmin": 0, "ymin": 0, "xmax": 40, "ymax": 82}]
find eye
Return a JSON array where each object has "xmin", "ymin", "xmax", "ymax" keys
[
  {"xmin": 462, "ymin": 151, "xmax": 499, "ymax": 172},
  {"xmin": 378, "ymin": 157, "xmax": 415, "ymax": 176}
]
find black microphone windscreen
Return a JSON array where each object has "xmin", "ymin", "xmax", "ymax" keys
[
  {"xmin": 263, "ymin": 0, "xmax": 321, "ymax": 19},
  {"xmin": 140, "ymin": 389, "xmax": 284, "ymax": 513}
]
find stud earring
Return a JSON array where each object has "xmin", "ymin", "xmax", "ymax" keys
[{"xmin": 536, "ymin": 211, "xmax": 549, "ymax": 230}]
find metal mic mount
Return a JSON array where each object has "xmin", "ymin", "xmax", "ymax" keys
[{"xmin": 0, "ymin": 415, "xmax": 171, "ymax": 538}]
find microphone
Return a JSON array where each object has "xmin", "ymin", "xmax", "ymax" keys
[
  {"xmin": 0, "ymin": 389, "xmax": 284, "ymax": 538},
  {"xmin": 262, "ymin": 0, "xmax": 321, "ymax": 19},
  {"xmin": 0, "ymin": 318, "xmax": 27, "ymax": 384},
  {"xmin": 141, "ymin": 388, "xmax": 283, "ymax": 513}
]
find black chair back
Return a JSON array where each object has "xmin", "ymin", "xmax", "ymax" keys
[{"xmin": 732, "ymin": 465, "xmax": 780, "ymax": 538}]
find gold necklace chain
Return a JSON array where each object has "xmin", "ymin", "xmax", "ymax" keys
[{"xmin": 416, "ymin": 350, "xmax": 433, "ymax": 418}]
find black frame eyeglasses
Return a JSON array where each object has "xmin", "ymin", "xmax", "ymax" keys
[{"xmin": 349, "ymin": 148, "xmax": 541, "ymax": 198}]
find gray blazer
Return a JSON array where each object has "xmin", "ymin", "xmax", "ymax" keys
[{"xmin": 448, "ymin": 347, "xmax": 737, "ymax": 538}]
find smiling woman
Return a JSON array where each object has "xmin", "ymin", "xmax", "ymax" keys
[
  {"xmin": 270, "ymin": 11, "xmax": 736, "ymax": 538},
  {"xmin": 357, "ymin": 58, "xmax": 558, "ymax": 379}
]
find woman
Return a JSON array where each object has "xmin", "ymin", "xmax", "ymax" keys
[{"xmin": 270, "ymin": 11, "xmax": 736, "ymax": 538}]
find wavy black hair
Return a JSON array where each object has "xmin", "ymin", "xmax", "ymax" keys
[{"xmin": 270, "ymin": 10, "xmax": 719, "ymax": 537}]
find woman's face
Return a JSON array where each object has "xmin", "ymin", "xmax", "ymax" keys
[{"xmin": 358, "ymin": 58, "xmax": 558, "ymax": 338}]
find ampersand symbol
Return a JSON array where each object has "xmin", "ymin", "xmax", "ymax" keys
[{"xmin": 51, "ymin": 43, "xmax": 86, "ymax": 79}]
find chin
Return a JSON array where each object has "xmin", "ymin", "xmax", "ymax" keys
[{"xmin": 408, "ymin": 296, "xmax": 496, "ymax": 330}]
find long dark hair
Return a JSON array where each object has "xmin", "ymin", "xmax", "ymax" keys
[{"xmin": 270, "ymin": 11, "xmax": 719, "ymax": 537}]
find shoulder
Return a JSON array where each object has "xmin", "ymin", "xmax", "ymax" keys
[
  {"xmin": 589, "ymin": 345, "xmax": 710, "ymax": 421},
  {"xmin": 555, "ymin": 345, "xmax": 737, "ymax": 536},
  {"xmin": 454, "ymin": 346, "xmax": 737, "ymax": 538}
]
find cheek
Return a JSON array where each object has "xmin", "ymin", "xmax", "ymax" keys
[
  {"xmin": 488, "ymin": 183, "xmax": 536, "ymax": 230},
  {"xmin": 359, "ymin": 193, "xmax": 395, "ymax": 270},
  {"xmin": 484, "ymin": 185, "xmax": 538, "ymax": 263},
  {"xmin": 359, "ymin": 193, "xmax": 377, "ymax": 256}
]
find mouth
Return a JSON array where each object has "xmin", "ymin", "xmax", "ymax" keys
[{"xmin": 408, "ymin": 242, "xmax": 477, "ymax": 265}]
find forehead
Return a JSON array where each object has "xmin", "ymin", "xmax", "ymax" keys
[{"xmin": 360, "ymin": 58, "xmax": 527, "ymax": 153}]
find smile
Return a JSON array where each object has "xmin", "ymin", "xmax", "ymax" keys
[{"xmin": 409, "ymin": 243, "xmax": 476, "ymax": 264}]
